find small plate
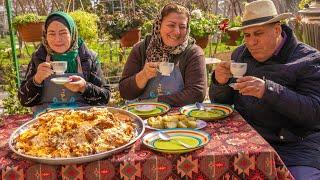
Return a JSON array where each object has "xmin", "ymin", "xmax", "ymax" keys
[
  {"xmin": 180, "ymin": 103, "xmax": 233, "ymax": 121},
  {"xmin": 51, "ymin": 77, "xmax": 70, "ymax": 85},
  {"xmin": 135, "ymin": 105, "xmax": 156, "ymax": 112},
  {"xmin": 229, "ymin": 83, "xmax": 235, "ymax": 89},
  {"xmin": 143, "ymin": 119, "xmax": 207, "ymax": 130},
  {"xmin": 142, "ymin": 129, "xmax": 210, "ymax": 153},
  {"xmin": 122, "ymin": 102, "xmax": 170, "ymax": 119}
]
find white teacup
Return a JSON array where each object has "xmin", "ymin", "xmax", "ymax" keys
[
  {"xmin": 51, "ymin": 61, "xmax": 67, "ymax": 75},
  {"xmin": 157, "ymin": 62, "xmax": 174, "ymax": 76},
  {"xmin": 230, "ymin": 62, "xmax": 247, "ymax": 78}
]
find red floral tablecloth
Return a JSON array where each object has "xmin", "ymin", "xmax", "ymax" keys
[{"xmin": 0, "ymin": 112, "xmax": 294, "ymax": 180}]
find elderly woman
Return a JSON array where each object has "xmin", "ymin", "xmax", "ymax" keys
[
  {"xmin": 18, "ymin": 11, "xmax": 110, "ymax": 114},
  {"xmin": 119, "ymin": 3, "xmax": 207, "ymax": 107}
]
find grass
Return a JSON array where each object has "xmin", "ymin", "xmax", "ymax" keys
[{"xmin": 204, "ymin": 42, "xmax": 237, "ymax": 57}]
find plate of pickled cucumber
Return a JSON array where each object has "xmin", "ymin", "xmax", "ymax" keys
[{"xmin": 144, "ymin": 114, "xmax": 207, "ymax": 130}]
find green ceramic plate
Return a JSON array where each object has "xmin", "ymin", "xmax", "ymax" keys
[
  {"xmin": 142, "ymin": 129, "xmax": 210, "ymax": 153},
  {"xmin": 122, "ymin": 102, "xmax": 171, "ymax": 119},
  {"xmin": 180, "ymin": 103, "xmax": 233, "ymax": 121}
]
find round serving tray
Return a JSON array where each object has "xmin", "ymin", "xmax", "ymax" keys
[{"xmin": 9, "ymin": 106, "xmax": 145, "ymax": 165}]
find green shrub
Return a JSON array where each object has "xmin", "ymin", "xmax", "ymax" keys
[
  {"xmin": 190, "ymin": 9, "xmax": 222, "ymax": 38},
  {"xmin": 101, "ymin": 11, "xmax": 146, "ymax": 40},
  {"xmin": 69, "ymin": 10, "xmax": 99, "ymax": 42},
  {"xmin": 108, "ymin": 88, "xmax": 125, "ymax": 107},
  {"xmin": 12, "ymin": 13, "xmax": 46, "ymax": 29},
  {"xmin": 101, "ymin": 60, "xmax": 125, "ymax": 77},
  {"xmin": 299, "ymin": 0, "xmax": 312, "ymax": 9},
  {"xmin": 2, "ymin": 65, "xmax": 30, "ymax": 115},
  {"xmin": 141, "ymin": 20, "xmax": 153, "ymax": 37}
]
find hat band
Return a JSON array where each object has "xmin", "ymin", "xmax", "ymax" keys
[{"xmin": 242, "ymin": 16, "xmax": 275, "ymax": 26}]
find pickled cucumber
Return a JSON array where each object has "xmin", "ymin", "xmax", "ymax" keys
[
  {"xmin": 164, "ymin": 121, "xmax": 178, "ymax": 128},
  {"xmin": 147, "ymin": 117, "xmax": 164, "ymax": 129},
  {"xmin": 186, "ymin": 120, "xmax": 197, "ymax": 128},
  {"xmin": 147, "ymin": 115, "xmax": 199, "ymax": 129},
  {"xmin": 177, "ymin": 121, "xmax": 188, "ymax": 128}
]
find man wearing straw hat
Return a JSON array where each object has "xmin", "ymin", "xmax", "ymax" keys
[{"xmin": 209, "ymin": 0, "xmax": 320, "ymax": 179}]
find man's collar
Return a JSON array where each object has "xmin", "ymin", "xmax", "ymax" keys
[
  {"xmin": 275, "ymin": 25, "xmax": 299, "ymax": 63},
  {"xmin": 273, "ymin": 32, "xmax": 287, "ymax": 56}
]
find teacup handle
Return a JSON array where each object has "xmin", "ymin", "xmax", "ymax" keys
[
  {"xmin": 155, "ymin": 62, "xmax": 163, "ymax": 73},
  {"xmin": 156, "ymin": 66, "xmax": 161, "ymax": 73}
]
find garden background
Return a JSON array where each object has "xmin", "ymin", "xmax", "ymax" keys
[{"xmin": 0, "ymin": 0, "xmax": 314, "ymax": 115}]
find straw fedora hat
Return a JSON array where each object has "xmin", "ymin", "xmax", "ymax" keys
[{"xmin": 229, "ymin": 0, "xmax": 292, "ymax": 31}]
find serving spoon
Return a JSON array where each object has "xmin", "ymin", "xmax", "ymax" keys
[
  {"xmin": 196, "ymin": 102, "xmax": 212, "ymax": 111},
  {"xmin": 158, "ymin": 131, "xmax": 192, "ymax": 148}
]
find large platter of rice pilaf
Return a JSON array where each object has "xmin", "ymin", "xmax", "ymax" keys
[{"xmin": 9, "ymin": 107, "xmax": 145, "ymax": 165}]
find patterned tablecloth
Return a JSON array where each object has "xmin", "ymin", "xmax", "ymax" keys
[{"xmin": 0, "ymin": 111, "xmax": 294, "ymax": 180}]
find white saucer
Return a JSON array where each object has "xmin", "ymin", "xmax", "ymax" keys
[{"xmin": 51, "ymin": 77, "xmax": 70, "ymax": 85}]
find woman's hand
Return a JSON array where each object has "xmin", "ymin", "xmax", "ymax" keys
[
  {"xmin": 141, "ymin": 62, "xmax": 159, "ymax": 80},
  {"xmin": 64, "ymin": 75, "xmax": 87, "ymax": 93},
  {"xmin": 136, "ymin": 62, "xmax": 159, "ymax": 89},
  {"xmin": 214, "ymin": 61, "xmax": 232, "ymax": 84},
  {"xmin": 34, "ymin": 62, "xmax": 53, "ymax": 84}
]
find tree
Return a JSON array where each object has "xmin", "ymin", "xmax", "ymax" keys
[{"xmin": 65, "ymin": 0, "xmax": 93, "ymax": 12}]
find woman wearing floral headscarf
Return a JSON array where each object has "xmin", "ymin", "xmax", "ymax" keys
[
  {"xmin": 119, "ymin": 3, "xmax": 207, "ymax": 106},
  {"xmin": 18, "ymin": 11, "xmax": 110, "ymax": 114}
]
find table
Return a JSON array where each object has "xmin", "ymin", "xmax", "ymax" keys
[
  {"xmin": 205, "ymin": 58, "xmax": 222, "ymax": 86},
  {"xmin": 205, "ymin": 57, "xmax": 221, "ymax": 65},
  {"xmin": 0, "ymin": 111, "xmax": 294, "ymax": 179}
]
